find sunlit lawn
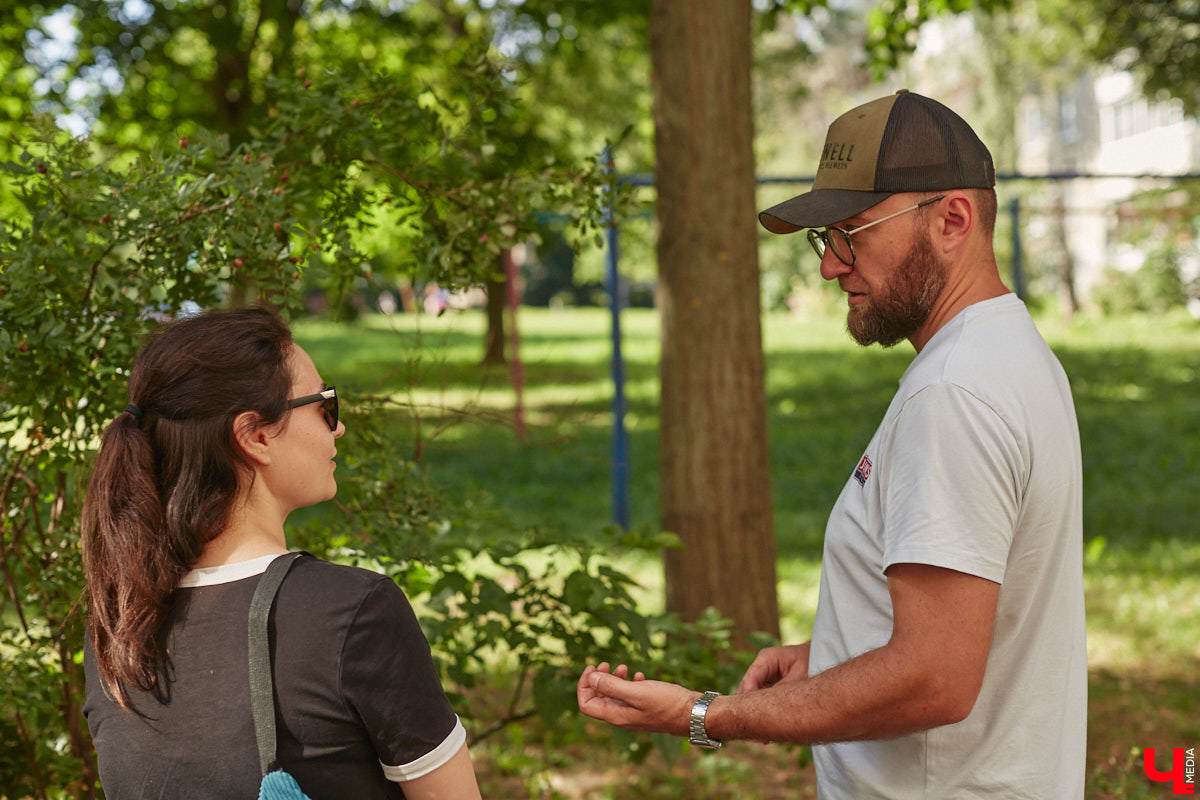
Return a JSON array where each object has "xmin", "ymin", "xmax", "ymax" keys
[{"xmin": 295, "ymin": 304, "xmax": 1200, "ymax": 799}]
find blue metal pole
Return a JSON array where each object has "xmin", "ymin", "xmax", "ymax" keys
[
  {"xmin": 603, "ymin": 148, "xmax": 630, "ymax": 530},
  {"xmin": 1010, "ymin": 197, "xmax": 1025, "ymax": 300}
]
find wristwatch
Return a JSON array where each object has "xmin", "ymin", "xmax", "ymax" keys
[{"xmin": 688, "ymin": 691, "xmax": 723, "ymax": 749}]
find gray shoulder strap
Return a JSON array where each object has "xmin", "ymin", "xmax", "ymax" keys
[{"xmin": 247, "ymin": 552, "xmax": 304, "ymax": 776}]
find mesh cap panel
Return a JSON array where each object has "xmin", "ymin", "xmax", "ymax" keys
[{"xmin": 876, "ymin": 94, "xmax": 994, "ymax": 192}]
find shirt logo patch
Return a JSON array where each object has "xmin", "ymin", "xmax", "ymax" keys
[{"xmin": 853, "ymin": 455, "xmax": 873, "ymax": 486}]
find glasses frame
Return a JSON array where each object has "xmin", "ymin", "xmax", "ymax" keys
[
  {"xmin": 807, "ymin": 195, "xmax": 946, "ymax": 266},
  {"xmin": 287, "ymin": 386, "xmax": 338, "ymax": 431}
]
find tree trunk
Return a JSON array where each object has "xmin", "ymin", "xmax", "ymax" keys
[
  {"xmin": 1045, "ymin": 91, "xmax": 1080, "ymax": 320},
  {"xmin": 483, "ymin": 271, "xmax": 507, "ymax": 365},
  {"xmin": 1050, "ymin": 184, "xmax": 1080, "ymax": 320},
  {"xmin": 649, "ymin": 0, "xmax": 780, "ymax": 640}
]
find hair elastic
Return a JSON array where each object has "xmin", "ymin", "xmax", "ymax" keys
[{"xmin": 124, "ymin": 403, "xmax": 144, "ymax": 421}]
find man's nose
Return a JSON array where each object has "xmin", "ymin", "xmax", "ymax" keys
[{"xmin": 819, "ymin": 250, "xmax": 852, "ymax": 281}]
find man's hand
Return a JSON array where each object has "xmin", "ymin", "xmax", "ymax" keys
[
  {"xmin": 736, "ymin": 643, "xmax": 811, "ymax": 693},
  {"xmin": 577, "ymin": 662, "xmax": 699, "ymax": 736}
]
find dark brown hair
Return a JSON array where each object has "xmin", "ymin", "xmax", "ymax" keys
[{"xmin": 82, "ymin": 306, "xmax": 294, "ymax": 709}]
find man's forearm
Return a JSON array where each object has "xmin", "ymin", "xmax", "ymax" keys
[{"xmin": 706, "ymin": 640, "xmax": 976, "ymax": 745}]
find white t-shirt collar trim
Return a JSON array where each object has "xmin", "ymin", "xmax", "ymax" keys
[{"xmin": 177, "ymin": 554, "xmax": 282, "ymax": 588}]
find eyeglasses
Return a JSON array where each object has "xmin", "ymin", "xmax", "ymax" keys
[
  {"xmin": 807, "ymin": 195, "xmax": 945, "ymax": 266},
  {"xmin": 287, "ymin": 386, "xmax": 338, "ymax": 431}
]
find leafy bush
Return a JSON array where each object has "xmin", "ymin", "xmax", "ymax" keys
[
  {"xmin": 289, "ymin": 404, "xmax": 769, "ymax": 761},
  {"xmin": 1096, "ymin": 183, "xmax": 1199, "ymax": 315},
  {"xmin": 0, "ymin": 62, "xmax": 639, "ymax": 797},
  {"xmin": 1092, "ymin": 253, "xmax": 1188, "ymax": 316}
]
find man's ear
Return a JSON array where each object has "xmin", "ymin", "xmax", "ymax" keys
[
  {"xmin": 233, "ymin": 411, "xmax": 272, "ymax": 467},
  {"xmin": 936, "ymin": 192, "xmax": 974, "ymax": 253}
]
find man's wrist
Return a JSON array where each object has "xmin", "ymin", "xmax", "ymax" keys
[{"xmin": 688, "ymin": 690, "xmax": 723, "ymax": 749}]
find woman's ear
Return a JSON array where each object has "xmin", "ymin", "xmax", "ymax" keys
[{"xmin": 233, "ymin": 411, "xmax": 272, "ymax": 467}]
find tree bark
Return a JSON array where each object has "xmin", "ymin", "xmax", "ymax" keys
[
  {"xmin": 1045, "ymin": 91, "xmax": 1080, "ymax": 321},
  {"xmin": 483, "ymin": 271, "xmax": 507, "ymax": 365},
  {"xmin": 649, "ymin": 0, "xmax": 780, "ymax": 640}
]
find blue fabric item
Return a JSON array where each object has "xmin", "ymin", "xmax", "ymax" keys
[{"xmin": 258, "ymin": 769, "xmax": 312, "ymax": 799}]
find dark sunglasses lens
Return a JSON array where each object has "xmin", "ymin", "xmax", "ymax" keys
[{"xmin": 322, "ymin": 391, "xmax": 338, "ymax": 430}]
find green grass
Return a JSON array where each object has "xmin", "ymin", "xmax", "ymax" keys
[{"xmin": 294, "ymin": 305, "xmax": 1200, "ymax": 798}]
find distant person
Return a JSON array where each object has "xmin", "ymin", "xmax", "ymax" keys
[
  {"xmin": 577, "ymin": 90, "xmax": 1086, "ymax": 798},
  {"xmin": 424, "ymin": 282, "xmax": 448, "ymax": 316},
  {"xmin": 82, "ymin": 307, "xmax": 481, "ymax": 799}
]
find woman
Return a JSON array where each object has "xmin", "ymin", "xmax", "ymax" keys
[{"xmin": 82, "ymin": 307, "xmax": 481, "ymax": 799}]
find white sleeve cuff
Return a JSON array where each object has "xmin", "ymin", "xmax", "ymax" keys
[{"xmin": 380, "ymin": 716, "xmax": 466, "ymax": 782}]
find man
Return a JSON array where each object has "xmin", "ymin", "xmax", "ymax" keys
[{"xmin": 577, "ymin": 91, "xmax": 1086, "ymax": 798}]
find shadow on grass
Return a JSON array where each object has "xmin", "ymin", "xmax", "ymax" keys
[
  {"xmin": 1086, "ymin": 659, "xmax": 1200, "ymax": 799},
  {"xmin": 1055, "ymin": 346, "xmax": 1200, "ymax": 552}
]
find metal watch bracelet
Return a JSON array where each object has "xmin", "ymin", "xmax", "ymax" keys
[{"xmin": 688, "ymin": 690, "xmax": 723, "ymax": 749}]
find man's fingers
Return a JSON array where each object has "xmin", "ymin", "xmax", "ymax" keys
[
  {"xmin": 737, "ymin": 673, "xmax": 767, "ymax": 694},
  {"xmin": 588, "ymin": 669, "xmax": 622, "ymax": 696},
  {"xmin": 590, "ymin": 669, "xmax": 654, "ymax": 707},
  {"xmin": 736, "ymin": 655, "xmax": 778, "ymax": 694}
]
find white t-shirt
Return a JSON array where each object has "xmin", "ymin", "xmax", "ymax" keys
[{"xmin": 810, "ymin": 294, "xmax": 1086, "ymax": 799}]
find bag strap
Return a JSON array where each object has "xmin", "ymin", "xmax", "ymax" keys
[{"xmin": 248, "ymin": 552, "xmax": 305, "ymax": 777}]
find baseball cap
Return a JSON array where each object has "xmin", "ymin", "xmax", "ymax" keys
[{"xmin": 758, "ymin": 90, "xmax": 995, "ymax": 234}]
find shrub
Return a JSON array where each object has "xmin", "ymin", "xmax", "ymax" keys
[{"xmin": 0, "ymin": 64, "xmax": 634, "ymax": 796}]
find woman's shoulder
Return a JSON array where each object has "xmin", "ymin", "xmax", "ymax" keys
[
  {"xmin": 275, "ymin": 556, "xmax": 424, "ymax": 652},
  {"xmin": 290, "ymin": 553, "xmax": 397, "ymax": 585},
  {"xmin": 282, "ymin": 554, "xmax": 408, "ymax": 613}
]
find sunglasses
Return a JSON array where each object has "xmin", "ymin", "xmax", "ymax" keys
[{"xmin": 287, "ymin": 386, "xmax": 338, "ymax": 431}]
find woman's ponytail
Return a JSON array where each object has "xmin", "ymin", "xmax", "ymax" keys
[
  {"xmin": 82, "ymin": 408, "xmax": 176, "ymax": 709},
  {"xmin": 81, "ymin": 307, "xmax": 293, "ymax": 710}
]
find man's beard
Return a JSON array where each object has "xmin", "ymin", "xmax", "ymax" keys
[{"xmin": 846, "ymin": 229, "xmax": 948, "ymax": 348}]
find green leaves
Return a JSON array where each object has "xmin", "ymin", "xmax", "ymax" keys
[
  {"xmin": 0, "ymin": 48, "xmax": 640, "ymax": 791},
  {"xmin": 285, "ymin": 398, "xmax": 758, "ymax": 754},
  {"xmin": 863, "ymin": 0, "xmax": 1013, "ymax": 78}
]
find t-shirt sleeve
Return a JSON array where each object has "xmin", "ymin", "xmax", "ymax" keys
[
  {"xmin": 339, "ymin": 577, "xmax": 462, "ymax": 781},
  {"xmin": 879, "ymin": 382, "xmax": 1024, "ymax": 583}
]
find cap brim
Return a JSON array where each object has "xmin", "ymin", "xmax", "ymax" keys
[{"xmin": 758, "ymin": 189, "xmax": 895, "ymax": 234}]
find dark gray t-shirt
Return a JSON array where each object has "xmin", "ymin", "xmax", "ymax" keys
[{"xmin": 84, "ymin": 554, "xmax": 463, "ymax": 799}]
